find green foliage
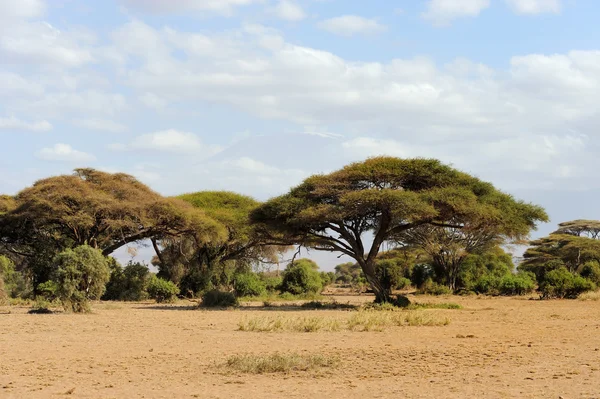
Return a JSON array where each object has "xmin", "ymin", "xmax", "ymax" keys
[
  {"xmin": 201, "ymin": 290, "xmax": 238, "ymax": 307},
  {"xmin": 411, "ymin": 264, "xmax": 435, "ymax": 288},
  {"xmin": 522, "ymin": 234, "xmax": 600, "ymax": 277},
  {"xmin": 498, "ymin": 273, "xmax": 536, "ymax": 296},
  {"xmin": 374, "ymin": 259, "xmax": 404, "ymax": 291},
  {"xmin": 280, "ymin": 259, "xmax": 323, "ymax": 295},
  {"xmin": 53, "ymin": 245, "xmax": 111, "ymax": 313},
  {"xmin": 540, "ymin": 267, "xmax": 596, "ymax": 299},
  {"xmin": 458, "ymin": 248, "xmax": 513, "ymax": 291},
  {"xmin": 37, "ymin": 280, "xmax": 58, "ymax": 300},
  {"xmin": 0, "ymin": 255, "xmax": 29, "ymax": 299},
  {"xmin": 319, "ymin": 271, "xmax": 336, "ymax": 287},
  {"xmin": 103, "ymin": 260, "xmax": 151, "ymax": 301},
  {"xmin": 252, "ymin": 156, "xmax": 547, "ymax": 302},
  {"xmin": 334, "ymin": 262, "xmax": 363, "ymax": 285},
  {"xmin": 147, "ymin": 275, "xmax": 180, "ymax": 303},
  {"xmin": 258, "ymin": 273, "xmax": 283, "ymax": 292},
  {"xmin": 234, "ymin": 273, "xmax": 267, "ymax": 297},
  {"xmin": 579, "ymin": 262, "xmax": 600, "ymax": 285},
  {"xmin": 416, "ymin": 279, "xmax": 453, "ymax": 296}
]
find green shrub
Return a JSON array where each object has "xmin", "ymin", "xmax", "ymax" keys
[
  {"xmin": 498, "ymin": 273, "xmax": 535, "ymax": 296},
  {"xmin": 416, "ymin": 279, "xmax": 452, "ymax": 295},
  {"xmin": 540, "ymin": 267, "xmax": 597, "ymax": 299},
  {"xmin": 580, "ymin": 262, "xmax": 600, "ymax": 285},
  {"xmin": 234, "ymin": 273, "xmax": 267, "ymax": 297},
  {"xmin": 375, "ymin": 260, "xmax": 405, "ymax": 292},
  {"xmin": 472, "ymin": 275, "xmax": 501, "ymax": 295},
  {"xmin": 53, "ymin": 245, "xmax": 111, "ymax": 313},
  {"xmin": 319, "ymin": 271, "xmax": 336, "ymax": 287},
  {"xmin": 411, "ymin": 264, "xmax": 435, "ymax": 288},
  {"xmin": 280, "ymin": 259, "xmax": 323, "ymax": 295},
  {"xmin": 103, "ymin": 260, "xmax": 151, "ymax": 301},
  {"xmin": 396, "ymin": 277, "xmax": 412, "ymax": 290},
  {"xmin": 37, "ymin": 280, "xmax": 58, "ymax": 300},
  {"xmin": 0, "ymin": 255, "xmax": 29, "ymax": 299},
  {"xmin": 262, "ymin": 276, "xmax": 283, "ymax": 292},
  {"xmin": 147, "ymin": 275, "xmax": 180, "ymax": 303},
  {"xmin": 201, "ymin": 290, "xmax": 238, "ymax": 307}
]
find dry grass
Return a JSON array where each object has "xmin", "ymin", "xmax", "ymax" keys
[
  {"xmin": 348, "ymin": 310, "xmax": 450, "ymax": 331},
  {"xmin": 578, "ymin": 291, "xmax": 600, "ymax": 301},
  {"xmin": 225, "ymin": 352, "xmax": 340, "ymax": 374},
  {"xmin": 239, "ymin": 310, "xmax": 449, "ymax": 333},
  {"xmin": 238, "ymin": 315, "xmax": 342, "ymax": 332}
]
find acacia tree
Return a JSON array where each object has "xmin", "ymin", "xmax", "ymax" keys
[
  {"xmin": 520, "ymin": 233, "xmax": 600, "ymax": 278},
  {"xmin": 0, "ymin": 169, "xmax": 223, "ymax": 289},
  {"xmin": 553, "ymin": 220, "xmax": 600, "ymax": 239},
  {"xmin": 251, "ymin": 157, "xmax": 547, "ymax": 303},
  {"xmin": 152, "ymin": 191, "xmax": 287, "ymax": 293}
]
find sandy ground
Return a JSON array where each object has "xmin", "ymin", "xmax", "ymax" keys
[{"xmin": 1, "ymin": 295, "xmax": 600, "ymax": 399}]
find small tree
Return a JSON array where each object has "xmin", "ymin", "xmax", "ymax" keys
[
  {"xmin": 234, "ymin": 273, "xmax": 267, "ymax": 297},
  {"xmin": 147, "ymin": 275, "xmax": 180, "ymax": 303},
  {"xmin": 280, "ymin": 259, "xmax": 323, "ymax": 295},
  {"xmin": 53, "ymin": 245, "xmax": 111, "ymax": 312}
]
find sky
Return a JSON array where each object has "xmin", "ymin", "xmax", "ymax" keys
[{"xmin": 1, "ymin": 0, "xmax": 599, "ymax": 269}]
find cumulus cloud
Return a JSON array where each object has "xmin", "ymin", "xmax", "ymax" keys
[
  {"xmin": 0, "ymin": 116, "xmax": 52, "ymax": 132},
  {"xmin": 271, "ymin": 0, "xmax": 306, "ymax": 21},
  {"xmin": 118, "ymin": 0, "xmax": 265, "ymax": 16},
  {"xmin": 422, "ymin": 0, "xmax": 491, "ymax": 25},
  {"xmin": 72, "ymin": 118, "xmax": 127, "ymax": 133},
  {"xmin": 0, "ymin": 0, "xmax": 45, "ymax": 22},
  {"xmin": 317, "ymin": 15, "xmax": 387, "ymax": 36},
  {"xmin": 505, "ymin": 0, "xmax": 561, "ymax": 15},
  {"xmin": 36, "ymin": 144, "xmax": 96, "ymax": 163},
  {"xmin": 113, "ymin": 129, "xmax": 223, "ymax": 155}
]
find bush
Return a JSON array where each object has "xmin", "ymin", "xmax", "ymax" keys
[
  {"xmin": 416, "ymin": 279, "xmax": 452, "ymax": 295},
  {"xmin": 319, "ymin": 271, "xmax": 336, "ymax": 287},
  {"xmin": 53, "ymin": 245, "xmax": 111, "ymax": 313},
  {"xmin": 0, "ymin": 255, "xmax": 29, "ymax": 299},
  {"xmin": 540, "ymin": 267, "xmax": 597, "ymax": 299},
  {"xmin": 261, "ymin": 275, "xmax": 283, "ymax": 292},
  {"xmin": 280, "ymin": 259, "xmax": 323, "ymax": 295},
  {"xmin": 234, "ymin": 273, "xmax": 267, "ymax": 297},
  {"xmin": 147, "ymin": 275, "xmax": 180, "ymax": 303},
  {"xmin": 37, "ymin": 280, "xmax": 58, "ymax": 300},
  {"xmin": 498, "ymin": 273, "xmax": 535, "ymax": 296},
  {"xmin": 411, "ymin": 264, "xmax": 435, "ymax": 288},
  {"xmin": 201, "ymin": 290, "xmax": 238, "ymax": 307},
  {"xmin": 375, "ymin": 260, "xmax": 405, "ymax": 292},
  {"xmin": 103, "ymin": 260, "xmax": 151, "ymax": 301},
  {"xmin": 396, "ymin": 277, "xmax": 412, "ymax": 290},
  {"xmin": 580, "ymin": 262, "xmax": 600, "ymax": 285}
]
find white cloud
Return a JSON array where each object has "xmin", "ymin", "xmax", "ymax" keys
[
  {"xmin": 0, "ymin": 116, "xmax": 52, "ymax": 132},
  {"xmin": 422, "ymin": 0, "xmax": 490, "ymax": 25},
  {"xmin": 317, "ymin": 15, "xmax": 387, "ymax": 37},
  {"xmin": 271, "ymin": 0, "xmax": 306, "ymax": 21},
  {"xmin": 0, "ymin": 0, "xmax": 45, "ymax": 21},
  {"xmin": 116, "ymin": 129, "xmax": 223, "ymax": 154},
  {"xmin": 36, "ymin": 144, "xmax": 96, "ymax": 163},
  {"xmin": 0, "ymin": 22, "xmax": 94, "ymax": 68},
  {"xmin": 72, "ymin": 118, "xmax": 128, "ymax": 133},
  {"xmin": 139, "ymin": 92, "xmax": 168, "ymax": 110},
  {"xmin": 118, "ymin": 0, "xmax": 265, "ymax": 16},
  {"xmin": 505, "ymin": 0, "xmax": 561, "ymax": 15}
]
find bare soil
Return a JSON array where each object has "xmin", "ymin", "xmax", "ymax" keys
[{"xmin": 1, "ymin": 295, "xmax": 600, "ymax": 399}]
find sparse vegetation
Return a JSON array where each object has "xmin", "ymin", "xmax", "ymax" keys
[
  {"xmin": 239, "ymin": 310, "xmax": 449, "ymax": 333},
  {"xmin": 224, "ymin": 352, "xmax": 340, "ymax": 374}
]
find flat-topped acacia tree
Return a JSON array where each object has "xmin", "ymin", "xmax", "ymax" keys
[{"xmin": 251, "ymin": 157, "xmax": 548, "ymax": 303}]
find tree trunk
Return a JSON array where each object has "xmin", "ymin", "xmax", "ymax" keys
[{"xmin": 361, "ymin": 260, "xmax": 393, "ymax": 303}]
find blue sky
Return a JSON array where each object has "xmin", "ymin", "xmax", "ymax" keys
[{"xmin": 1, "ymin": 0, "xmax": 599, "ymax": 268}]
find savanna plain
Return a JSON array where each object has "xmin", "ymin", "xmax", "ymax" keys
[{"xmin": 2, "ymin": 293, "xmax": 600, "ymax": 399}]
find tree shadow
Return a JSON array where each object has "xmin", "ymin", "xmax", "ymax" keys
[{"xmin": 135, "ymin": 301, "xmax": 359, "ymax": 312}]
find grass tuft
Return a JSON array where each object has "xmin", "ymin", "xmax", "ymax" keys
[
  {"xmin": 238, "ymin": 315, "xmax": 342, "ymax": 332},
  {"xmin": 578, "ymin": 290, "xmax": 600, "ymax": 301},
  {"xmin": 225, "ymin": 352, "xmax": 339, "ymax": 374}
]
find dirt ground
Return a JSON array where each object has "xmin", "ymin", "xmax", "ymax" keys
[{"xmin": 1, "ymin": 295, "xmax": 600, "ymax": 399}]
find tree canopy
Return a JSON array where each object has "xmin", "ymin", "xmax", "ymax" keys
[
  {"xmin": 152, "ymin": 191, "xmax": 287, "ymax": 294},
  {"xmin": 553, "ymin": 220, "xmax": 600, "ymax": 239},
  {"xmin": 251, "ymin": 156, "xmax": 548, "ymax": 302},
  {"xmin": 0, "ymin": 169, "xmax": 223, "ymax": 257}
]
